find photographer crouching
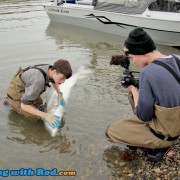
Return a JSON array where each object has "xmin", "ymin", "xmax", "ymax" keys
[{"xmin": 106, "ymin": 27, "xmax": 180, "ymax": 162}]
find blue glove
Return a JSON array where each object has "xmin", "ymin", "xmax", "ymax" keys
[
  {"xmin": 44, "ymin": 114, "xmax": 61, "ymax": 129},
  {"xmin": 58, "ymin": 92, "xmax": 65, "ymax": 107}
]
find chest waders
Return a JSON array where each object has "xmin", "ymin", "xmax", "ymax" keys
[
  {"xmin": 105, "ymin": 56, "xmax": 180, "ymax": 149},
  {"xmin": 148, "ymin": 55, "xmax": 180, "ymax": 140},
  {"xmin": 6, "ymin": 65, "xmax": 50, "ymax": 118}
]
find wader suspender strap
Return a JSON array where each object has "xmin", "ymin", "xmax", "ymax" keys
[
  {"xmin": 23, "ymin": 64, "xmax": 51, "ymax": 88},
  {"xmin": 152, "ymin": 57, "xmax": 180, "ymax": 85},
  {"xmin": 30, "ymin": 67, "xmax": 50, "ymax": 88},
  {"xmin": 172, "ymin": 55, "xmax": 180, "ymax": 72},
  {"xmin": 151, "ymin": 56, "xmax": 180, "ymax": 141}
]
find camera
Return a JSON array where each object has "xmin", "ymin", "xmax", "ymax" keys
[{"xmin": 110, "ymin": 55, "xmax": 139, "ymax": 88}]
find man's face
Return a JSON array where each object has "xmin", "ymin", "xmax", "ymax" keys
[
  {"xmin": 128, "ymin": 54, "xmax": 147, "ymax": 68},
  {"xmin": 52, "ymin": 70, "xmax": 66, "ymax": 84}
]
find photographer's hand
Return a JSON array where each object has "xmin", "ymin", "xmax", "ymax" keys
[{"xmin": 128, "ymin": 85, "xmax": 139, "ymax": 108}]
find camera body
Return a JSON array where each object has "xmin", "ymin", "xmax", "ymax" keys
[
  {"xmin": 110, "ymin": 55, "xmax": 139, "ymax": 88},
  {"xmin": 122, "ymin": 69, "xmax": 139, "ymax": 88}
]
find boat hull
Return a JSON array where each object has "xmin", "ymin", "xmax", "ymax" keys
[{"xmin": 44, "ymin": 4, "xmax": 180, "ymax": 46}]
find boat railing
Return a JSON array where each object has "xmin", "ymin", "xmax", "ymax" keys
[{"xmin": 76, "ymin": 0, "xmax": 93, "ymax": 5}]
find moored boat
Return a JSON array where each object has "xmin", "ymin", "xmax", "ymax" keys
[{"xmin": 44, "ymin": 0, "xmax": 180, "ymax": 46}]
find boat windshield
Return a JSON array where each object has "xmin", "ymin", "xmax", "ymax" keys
[{"xmin": 148, "ymin": 0, "xmax": 180, "ymax": 12}]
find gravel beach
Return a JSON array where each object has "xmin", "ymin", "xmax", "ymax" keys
[
  {"xmin": 104, "ymin": 138, "xmax": 179, "ymax": 179},
  {"xmin": 131, "ymin": 138, "xmax": 179, "ymax": 179}
]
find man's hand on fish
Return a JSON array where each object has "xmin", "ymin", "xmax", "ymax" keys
[
  {"xmin": 58, "ymin": 92, "xmax": 65, "ymax": 107},
  {"xmin": 44, "ymin": 113, "xmax": 61, "ymax": 128}
]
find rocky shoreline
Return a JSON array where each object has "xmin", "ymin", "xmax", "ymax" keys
[
  {"xmin": 130, "ymin": 138, "xmax": 179, "ymax": 179},
  {"xmin": 104, "ymin": 138, "xmax": 179, "ymax": 179}
]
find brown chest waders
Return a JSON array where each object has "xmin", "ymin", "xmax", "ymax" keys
[{"xmin": 6, "ymin": 67, "xmax": 46, "ymax": 118}]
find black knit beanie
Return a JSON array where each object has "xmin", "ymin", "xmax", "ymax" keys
[{"xmin": 124, "ymin": 27, "xmax": 156, "ymax": 55}]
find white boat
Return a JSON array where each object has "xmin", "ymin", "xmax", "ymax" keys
[{"xmin": 44, "ymin": 0, "xmax": 180, "ymax": 46}]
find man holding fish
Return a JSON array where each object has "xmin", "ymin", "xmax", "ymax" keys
[{"xmin": 4, "ymin": 59, "xmax": 72, "ymax": 127}]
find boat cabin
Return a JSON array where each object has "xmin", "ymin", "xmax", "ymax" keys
[
  {"xmin": 59, "ymin": 0, "xmax": 180, "ymax": 14},
  {"xmin": 94, "ymin": 0, "xmax": 180, "ymax": 14}
]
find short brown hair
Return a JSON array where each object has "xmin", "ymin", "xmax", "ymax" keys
[{"xmin": 52, "ymin": 59, "xmax": 72, "ymax": 79}]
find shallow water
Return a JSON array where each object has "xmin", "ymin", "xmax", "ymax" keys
[{"xmin": 0, "ymin": 1, "xmax": 180, "ymax": 179}]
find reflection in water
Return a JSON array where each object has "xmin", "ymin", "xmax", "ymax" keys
[
  {"xmin": 45, "ymin": 21, "xmax": 180, "ymax": 56},
  {"xmin": 45, "ymin": 21, "xmax": 128, "ymax": 102},
  {"xmin": 46, "ymin": 21, "xmax": 124, "ymax": 49},
  {"xmin": 45, "ymin": 21, "xmax": 124, "ymax": 56},
  {"xmin": 45, "ymin": 21, "xmax": 121, "ymax": 79},
  {"xmin": 7, "ymin": 110, "xmax": 73, "ymax": 154},
  {"xmin": 103, "ymin": 146, "xmax": 143, "ymax": 179}
]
